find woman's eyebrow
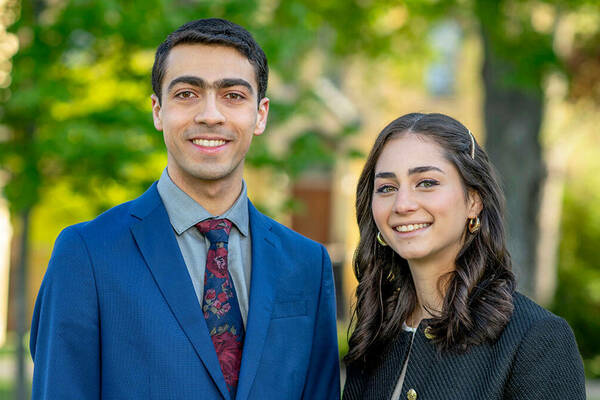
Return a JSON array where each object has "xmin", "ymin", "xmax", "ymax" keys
[
  {"xmin": 374, "ymin": 172, "xmax": 396, "ymax": 179},
  {"xmin": 408, "ymin": 166, "xmax": 445, "ymax": 175}
]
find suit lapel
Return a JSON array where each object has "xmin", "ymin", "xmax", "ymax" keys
[
  {"xmin": 235, "ymin": 203, "xmax": 280, "ymax": 399},
  {"xmin": 129, "ymin": 185, "xmax": 231, "ymax": 400}
]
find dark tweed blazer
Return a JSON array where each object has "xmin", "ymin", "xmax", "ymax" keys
[{"xmin": 343, "ymin": 292, "xmax": 586, "ymax": 400}]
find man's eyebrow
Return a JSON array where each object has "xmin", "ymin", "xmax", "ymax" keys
[
  {"xmin": 167, "ymin": 76, "xmax": 206, "ymax": 92},
  {"xmin": 167, "ymin": 76, "xmax": 254, "ymax": 94},
  {"xmin": 374, "ymin": 172, "xmax": 396, "ymax": 179},
  {"xmin": 214, "ymin": 78, "xmax": 254, "ymax": 94},
  {"xmin": 408, "ymin": 166, "xmax": 445, "ymax": 175}
]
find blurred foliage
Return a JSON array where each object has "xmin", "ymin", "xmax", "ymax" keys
[
  {"xmin": 0, "ymin": 0, "xmax": 384, "ymax": 215},
  {"xmin": 0, "ymin": 0, "xmax": 464, "ymax": 218},
  {"xmin": 0, "ymin": 0, "xmax": 599, "ymax": 381},
  {"xmin": 337, "ymin": 322, "xmax": 350, "ymax": 361},
  {"xmin": 2, "ymin": 0, "xmax": 597, "ymax": 213},
  {"xmin": 552, "ymin": 184, "xmax": 600, "ymax": 378}
]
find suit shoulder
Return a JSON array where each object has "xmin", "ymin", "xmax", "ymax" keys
[
  {"xmin": 67, "ymin": 184, "xmax": 159, "ymax": 239},
  {"xmin": 504, "ymin": 294, "xmax": 585, "ymax": 397},
  {"xmin": 505, "ymin": 292, "xmax": 574, "ymax": 343},
  {"xmin": 511, "ymin": 292, "xmax": 560, "ymax": 325},
  {"xmin": 46, "ymin": 199, "xmax": 136, "ymax": 270},
  {"xmin": 63, "ymin": 200, "xmax": 134, "ymax": 238}
]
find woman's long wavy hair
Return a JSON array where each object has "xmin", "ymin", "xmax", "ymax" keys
[{"xmin": 345, "ymin": 113, "xmax": 516, "ymax": 368}]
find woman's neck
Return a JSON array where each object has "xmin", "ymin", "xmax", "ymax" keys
[{"xmin": 406, "ymin": 258, "xmax": 454, "ymax": 327}]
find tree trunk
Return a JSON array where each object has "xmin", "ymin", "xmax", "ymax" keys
[
  {"xmin": 479, "ymin": 29, "xmax": 545, "ymax": 297},
  {"xmin": 15, "ymin": 207, "xmax": 30, "ymax": 400},
  {"xmin": 11, "ymin": 1, "xmax": 43, "ymax": 396}
]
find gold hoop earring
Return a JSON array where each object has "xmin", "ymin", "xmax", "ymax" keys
[
  {"xmin": 376, "ymin": 231, "xmax": 388, "ymax": 246},
  {"xmin": 468, "ymin": 216, "xmax": 481, "ymax": 233}
]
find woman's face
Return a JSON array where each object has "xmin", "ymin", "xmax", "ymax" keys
[{"xmin": 371, "ymin": 134, "xmax": 481, "ymax": 267}]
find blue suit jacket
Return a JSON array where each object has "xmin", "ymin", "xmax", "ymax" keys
[{"xmin": 30, "ymin": 183, "xmax": 340, "ymax": 399}]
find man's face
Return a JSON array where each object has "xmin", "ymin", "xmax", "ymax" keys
[{"xmin": 152, "ymin": 44, "xmax": 269, "ymax": 189}]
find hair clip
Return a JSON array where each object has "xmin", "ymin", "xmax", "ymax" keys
[{"xmin": 468, "ymin": 130, "xmax": 475, "ymax": 159}]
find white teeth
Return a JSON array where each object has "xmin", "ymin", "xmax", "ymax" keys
[
  {"xmin": 395, "ymin": 223, "xmax": 430, "ymax": 233},
  {"xmin": 192, "ymin": 139, "xmax": 226, "ymax": 147}
]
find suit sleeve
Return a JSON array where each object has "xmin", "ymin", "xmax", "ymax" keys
[
  {"xmin": 30, "ymin": 226, "xmax": 101, "ymax": 400},
  {"xmin": 301, "ymin": 245, "xmax": 340, "ymax": 399},
  {"xmin": 504, "ymin": 315, "xmax": 586, "ymax": 400}
]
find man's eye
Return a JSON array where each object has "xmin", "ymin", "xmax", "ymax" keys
[
  {"xmin": 225, "ymin": 93, "xmax": 244, "ymax": 100},
  {"xmin": 175, "ymin": 91, "xmax": 196, "ymax": 99}
]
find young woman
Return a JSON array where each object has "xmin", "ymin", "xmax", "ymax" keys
[{"xmin": 343, "ymin": 113, "xmax": 585, "ymax": 400}]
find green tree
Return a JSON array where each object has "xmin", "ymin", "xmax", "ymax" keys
[
  {"xmin": 552, "ymin": 185, "xmax": 600, "ymax": 378},
  {"xmin": 400, "ymin": 0, "xmax": 600, "ymax": 298},
  {"xmin": 3, "ymin": 0, "xmax": 600, "ymax": 395},
  {"xmin": 0, "ymin": 0, "xmax": 403, "ymax": 396}
]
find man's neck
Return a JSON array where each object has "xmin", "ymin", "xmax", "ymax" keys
[{"xmin": 167, "ymin": 168, "xmax": 243, "ymax": 216}]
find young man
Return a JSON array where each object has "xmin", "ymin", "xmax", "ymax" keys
[{"xmin": 30, "ymin": 18, "xmax": 340, "ymax": 400}]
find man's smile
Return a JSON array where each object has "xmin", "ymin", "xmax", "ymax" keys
[{"xmin": 191, "ymin": 138, "xmax": 228, "ymax": 147}]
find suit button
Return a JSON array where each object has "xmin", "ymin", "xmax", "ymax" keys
[
  {"xmin": 424, "ymin": 326, "xmax": 435, "ymax": 340},
  {"xmin": 423, "ymin": 326, "xmax": 435, "ymax": 340},
  {"xmin": 407, "ymin": 388, "xmax": 417, "ymax": 400}
]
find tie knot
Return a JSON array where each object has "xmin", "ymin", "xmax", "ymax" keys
[{"xmin": 196, "ymin": 218, "xmax": 232, "ymax": 245}]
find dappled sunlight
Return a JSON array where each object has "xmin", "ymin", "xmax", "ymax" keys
[{"xmin": 0, "ymin": 0, "xmax": 599, "ymax": 396}]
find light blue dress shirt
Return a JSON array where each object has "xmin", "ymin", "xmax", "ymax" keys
[{"xmin": 157, "ymin": 169, "xmax": 252, "ymax": 326}]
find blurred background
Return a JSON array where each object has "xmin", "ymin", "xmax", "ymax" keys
[{"xmin": 0, "ymin": 0, "xmax": 599, "ymax": 398}]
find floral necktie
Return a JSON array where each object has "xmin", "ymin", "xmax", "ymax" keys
[{"xmin": 196, "ymin": 218, "xmax": 244, "ymax": 397}]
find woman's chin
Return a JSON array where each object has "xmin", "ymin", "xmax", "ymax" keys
[{"xmin": 392, "ymin": 247, "xmax": 428, "ymax": 262}]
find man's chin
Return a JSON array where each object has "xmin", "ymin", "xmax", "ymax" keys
[
  {"xmin": 168, "ymin": 160, "xmax": 242, "ymax": 185},
  {"xmin": 187, "ymin": 166, "xmax": 237, "ymax": 183}
]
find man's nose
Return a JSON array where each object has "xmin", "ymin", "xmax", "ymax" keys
[
  {"xmin": 392, "ymin": 188, "xmax": 419, "ymax": 214},
  {"xmin": 194, "ymin": 94, "xmax": 226, "ymax": 126}
]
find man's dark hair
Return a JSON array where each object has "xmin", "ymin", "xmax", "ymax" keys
[{"xmin": 152, "ymin": 18, "xmax": 268, "ymax": 105}]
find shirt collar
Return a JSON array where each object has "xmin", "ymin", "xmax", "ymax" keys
[{"xmin": 156, "ymin": 168, "xmax": 249, "ymax": 237}]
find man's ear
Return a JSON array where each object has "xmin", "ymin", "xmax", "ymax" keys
[
  {"xmin": 467, "ymin": 189, "xmax": 483, "ymax": 218},
  {"xmin": 254, "ymin": 97, "xmax": 270, "ymax": 136},
  {"xmin": 151, "ymin": 94, "xmax": 163, "ymax": 131}
]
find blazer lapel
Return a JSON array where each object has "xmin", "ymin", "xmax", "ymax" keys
[
  {"xmin": 235, "ymin": 203, "xmax": 280, "ymax": 399},
  {"xmin": 129, "ymin": 184, "xmax": 231, "ymax": 400}
]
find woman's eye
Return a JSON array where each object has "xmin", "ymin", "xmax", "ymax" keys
[
  {"xmin": 376, "ymin": 185, "xmax": 396, "ymax": 193},
  {"xmin": 417, "ymin": 179, "xmax": 439, "ymax": 189}
]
